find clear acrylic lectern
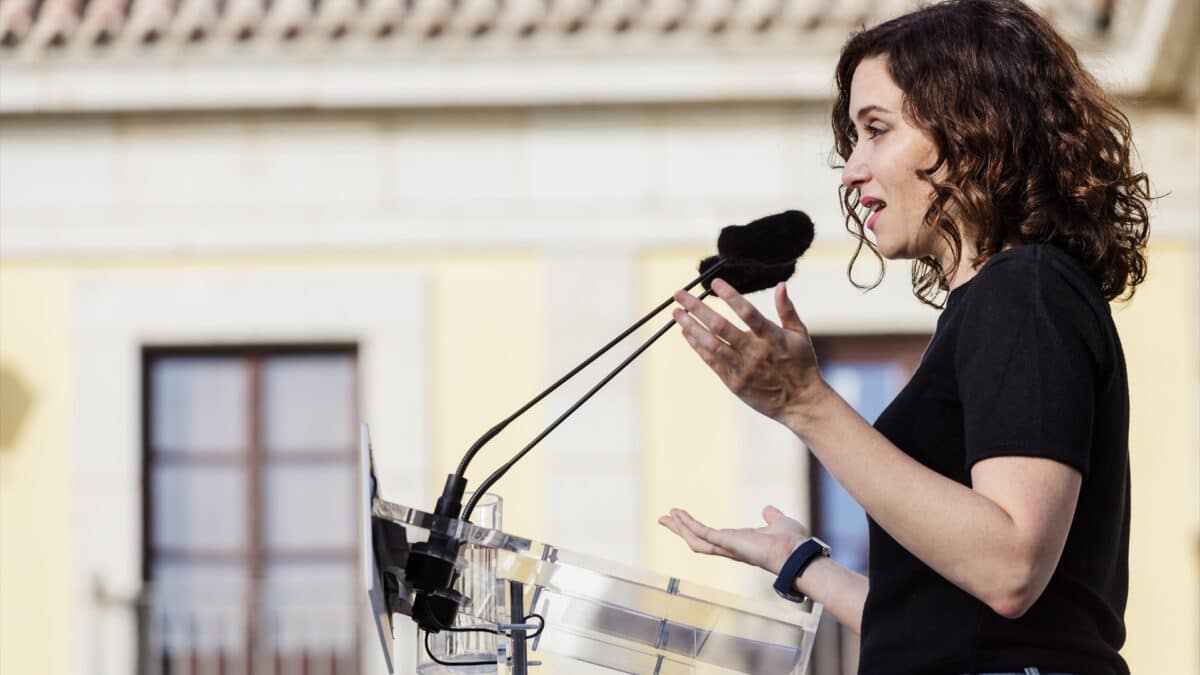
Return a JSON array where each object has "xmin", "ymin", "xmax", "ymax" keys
[{"xmin": 362, "ymin": 426, "xmax": 821, "ymax": 675}]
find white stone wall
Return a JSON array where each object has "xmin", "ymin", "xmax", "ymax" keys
[{"xmin": 3, "ymin": 103, "xmax": 1194, "ymax": 258}]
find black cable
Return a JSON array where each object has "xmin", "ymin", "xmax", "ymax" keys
[
  {"xmin": 428, "ymin": 611, "xmax": 544, "ymax": 638},
  {"xmin": 462, "ymin": 287, "xmax": 716, "ymax": 522},
  {"xmin": 422, "ymin": 613, "xmax": 548, "ymax": 667},
  {"xmin": 522, "ymin": 612, "xmax": 546, "ymax": 639},
  {"xmin": 453, "ymin": 259, "xmax": 727, "ymax": 480}
]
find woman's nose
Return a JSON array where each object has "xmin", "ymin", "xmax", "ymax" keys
[{"xmin": 841, "ymin": 147, "xmax": 870, "ymax": 190}]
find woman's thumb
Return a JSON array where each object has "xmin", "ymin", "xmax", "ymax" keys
[
  {"xmin": 775, "ymin": 283, "xmax": 805, "ymax": 332},
  {"xmin": 762, "ymin": 505, "xmax": 783, "ymax": 524}
]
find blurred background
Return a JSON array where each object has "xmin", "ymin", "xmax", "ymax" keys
[{"xmin": 0, "ymin": 0, "xmax": 1195, "ymax": 673}]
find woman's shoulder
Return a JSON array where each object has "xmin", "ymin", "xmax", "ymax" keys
[
  {"xmin": 958, "ymin": 244, "xmax": 1118, "ymax": 369},
  {"xmin": 967, "ymin": 243, "xmax": 1106, "ymax": 309}
]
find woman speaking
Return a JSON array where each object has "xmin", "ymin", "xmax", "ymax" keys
[{"xmin": 657, "ymin": 1, "xmax": 1151, "ymax": 674}]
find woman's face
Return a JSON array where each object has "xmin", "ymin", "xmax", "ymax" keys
[{"xmin": 841, "ymin": 56, "xmax": 947, "ymax": 262}]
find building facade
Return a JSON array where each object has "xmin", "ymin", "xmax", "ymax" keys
[{"xmin": 1, "ymin": 0, "xmax": 1196, "ymax": 673}]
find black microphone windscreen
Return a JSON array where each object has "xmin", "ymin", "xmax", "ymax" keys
[
  {"xmin": 716, "ymin": 210, "xmax": 815, "ymax": 265},
  {"xmin": 698, "ymin": 255, "xmax": 796, "ymax": 295}
]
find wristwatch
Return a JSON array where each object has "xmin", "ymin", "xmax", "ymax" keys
[{"xmin": 773, "ymin": 537, "xmax": 831, "ymax": 603}]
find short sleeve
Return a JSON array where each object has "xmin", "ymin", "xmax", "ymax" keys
[{"xmin": 954, "ymin": 253, "xmax": 1097, "ymax": 477}]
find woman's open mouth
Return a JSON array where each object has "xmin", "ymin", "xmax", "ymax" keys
[{"xmin": 866, "ymin": 204, "xmax": 886, "ymax": 230}]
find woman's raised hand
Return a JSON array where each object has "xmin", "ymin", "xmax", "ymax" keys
[
  {"xmin": 672, "ymin": 279, "xmax": 826, "ymax": 428},
  {"xmin": 657, "ymin": 506, "xmax": 811, "ymax": 575}
]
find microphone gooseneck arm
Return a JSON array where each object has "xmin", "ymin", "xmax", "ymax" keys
[
  {"xmin": 452, "ymin": 257, "xmax": 729, "ymax": 481},
  {"xmin": 461, "ymin": 287, "xmax": 716, "ymax": 523}
]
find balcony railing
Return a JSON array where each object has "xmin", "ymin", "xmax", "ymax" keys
[{"xmin": 94, "ymin": 578, "xmax": 362, "ymax": 675}]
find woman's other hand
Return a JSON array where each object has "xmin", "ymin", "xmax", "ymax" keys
[
  {"xmin": 657, "ymin": 506, "xmax": 810, "ymax": 575},
  {"xmin": 672, "ymin": 279, "xmax": 827, "ymax": 429}
]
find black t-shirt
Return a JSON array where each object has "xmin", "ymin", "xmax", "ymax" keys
[{"xmin": 858, "ymin": 244, "xmax": 1131, "ymax": 675}]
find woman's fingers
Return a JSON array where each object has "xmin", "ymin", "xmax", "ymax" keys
[
  {"xmin": 660, "ymin": 507, "xmax": 806, "ymax": 573},
  {"xmin": 673, "ymin": 307, "xmax": 740, "ymax": 374},
  {"xmin": 658, "ymin": 513, "xmax": 735, "ymax": 559},
  {"xmin": 672, "ymin": 508, "xmax": 739, "ymax": 554},
  {"xmin": 672, "ymin": 278, "xmax": 821, "ymax": 425},
  {"xmin": 710, "ymin": 279, "xmax": 773, "ymax": 336},
  {"xmin": 774, "ymin": 283, "xmax": 806, "ymax": 333},
  {"xmin": 672, "ymin": 289, "xmax": 749, "ymax": 349}
]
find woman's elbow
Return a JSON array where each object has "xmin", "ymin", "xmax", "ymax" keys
[
  {"xmin": 981, "ymin": 560, "xmax": 1048, "ymax": 620},
  {"xmin": 986, "ymin": 589, "xmax": 1037, "ymax": 620}
]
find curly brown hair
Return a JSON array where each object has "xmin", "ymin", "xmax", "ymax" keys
[{"xmin": 831, "ymin": 0, "xmax": 1152, "ymax": 308}]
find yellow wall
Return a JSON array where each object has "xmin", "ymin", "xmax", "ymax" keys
[
  {"xmin": 426, "ymin": 256, "xmax": 549, "ymax": 539},
  {"xmin": 0, "ymin": 265, "xmax": 74, "ymax": 675},
  {"xmin": 1113, "ymin": 243, "xmax": 1200, "ymax": 674},
  {"xmin": 641, "ymin": 248, "xmax": 742, "ymax": 586}
]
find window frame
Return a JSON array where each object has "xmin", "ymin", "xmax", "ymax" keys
[{"xmin": 140, "ymin": 343, "xmax": 362, "ymax": 672}]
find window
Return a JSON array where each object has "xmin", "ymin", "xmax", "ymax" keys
[
  {"xmin": 807, "ymin": 335, "xmax": 929, "ymax": 675},
  {"xmin": 142, "ymin": 346, "xmax": 360, "ymax": 675}
]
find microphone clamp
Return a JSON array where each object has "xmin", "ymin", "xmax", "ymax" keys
[{"xmin": 407, "ymin": 473, "xmax": 471, "ymax": 632}]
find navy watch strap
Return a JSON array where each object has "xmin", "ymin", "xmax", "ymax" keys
[{"xmin": 773, "ymin": 538, "xmax": 830, "ymax": 603}]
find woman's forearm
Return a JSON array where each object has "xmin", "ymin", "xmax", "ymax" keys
[
  {"xmin": 791, "ymin": 556, "xmax": 868, "ymax": 635},
  {"xmin": 781, "ymin": 385, "xmax": 1040, "ymax": 618}
]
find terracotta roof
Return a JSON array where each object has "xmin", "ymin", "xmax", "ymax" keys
[{"xmin": 0, "ymin": 0, "xmax": 1112, "ymax": 52}]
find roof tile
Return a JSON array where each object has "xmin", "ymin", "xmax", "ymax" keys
[{"xmin": 0, "ymin": 0, "xmax": 1114, "ymax": 52}]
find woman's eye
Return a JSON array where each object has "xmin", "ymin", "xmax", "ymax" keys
[{"xmin": 865, "ymin": 125, "xmax": 886, "ymax": 139}]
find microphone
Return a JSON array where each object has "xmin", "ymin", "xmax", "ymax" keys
[
  {"xmin": 407, "ymin": 210, "xmax": 815, "ymax": 635},
  {"xmin": 697, "ymin": 257, "xmax": 796, "ymax": 295},
  {"xmin": 697, "ymin": 210, "xmax": 815, "ymax": 294},
  {"xmin": 717, "ymin": 210, "xmax": 815, "ymax": 265}
]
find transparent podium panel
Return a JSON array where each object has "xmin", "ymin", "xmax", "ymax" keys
[
  {"xmin": 416, "ymin": 493, "xmax": 504, "ymax": 673},
  {"xmin": 373, "ymin": 498, "xmax": 820, "ymax": 675}
]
